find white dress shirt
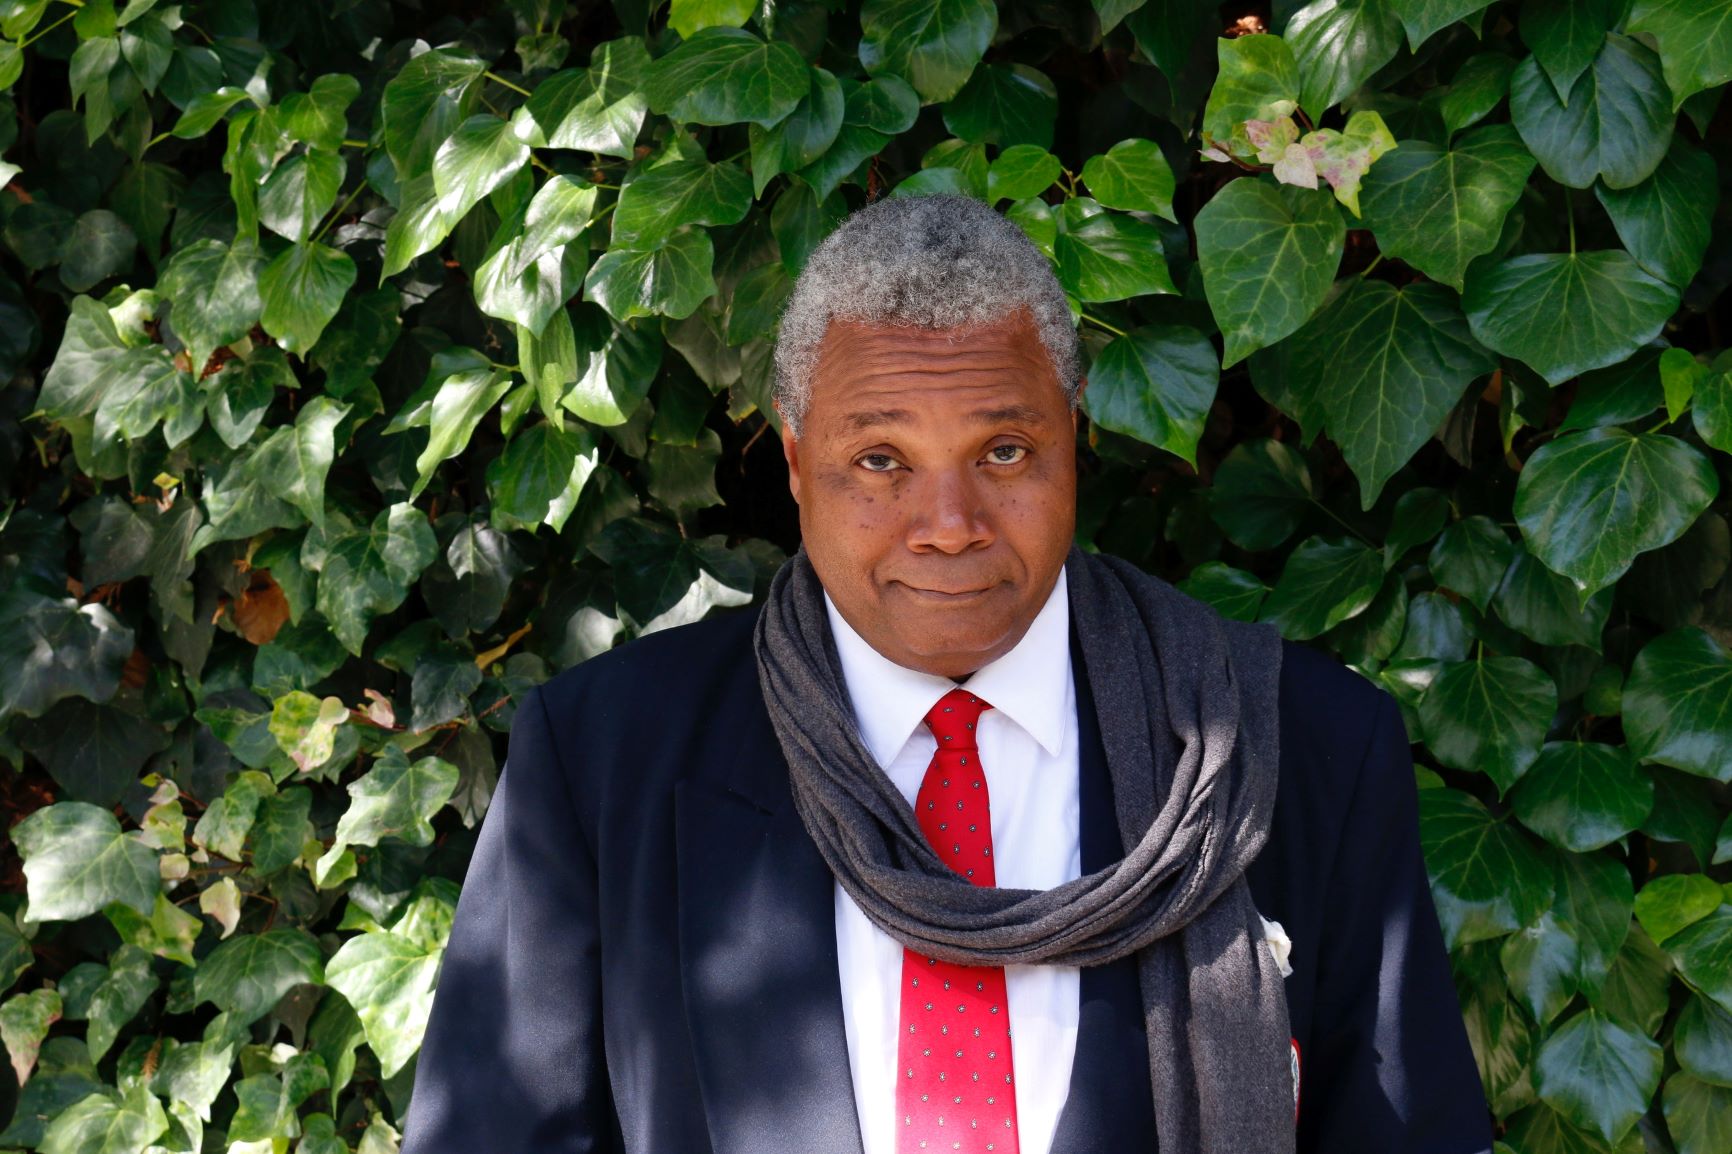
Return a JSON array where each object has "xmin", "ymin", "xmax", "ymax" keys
[{"xmin": 826, "ymin": 569, "xmax": 1082, "ymax": 1154}]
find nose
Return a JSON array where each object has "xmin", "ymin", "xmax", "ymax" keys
[{"xmin": 905, "ymin": 465, "xmax": 993, "ymax": 555}]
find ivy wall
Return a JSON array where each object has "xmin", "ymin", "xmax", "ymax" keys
[{"xmin": 0, "ymin": 0, "xmax": 1730, "ymax": 1151}]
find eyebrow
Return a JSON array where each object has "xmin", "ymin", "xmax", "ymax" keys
[{"xmin": 840, "ymin": 403, "xmax": 1050, "ymax": 432}]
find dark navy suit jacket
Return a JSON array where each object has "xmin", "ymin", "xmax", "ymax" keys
[{"xmin": 399, "ymin": 595, "xmax": 1494, "ymax": 1153}]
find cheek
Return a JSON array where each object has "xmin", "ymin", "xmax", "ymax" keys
[{"xmin": 804, "ymin": 466, "xmax": 904, "ymax": 551}]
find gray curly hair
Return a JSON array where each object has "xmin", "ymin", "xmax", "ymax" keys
[{"xmin": 771, "ymin": 194, "xmax": 1081, "ymax": 439}]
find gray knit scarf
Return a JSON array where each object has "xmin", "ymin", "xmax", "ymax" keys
[{"xmin": 752, "ymin": 542, "xmax": 1294, "ymax": 1152}]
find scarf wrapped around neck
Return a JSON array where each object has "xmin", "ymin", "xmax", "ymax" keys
[{"xmin": 753, "ymin": 542, "xmax": 1295, "ymax": 1153}]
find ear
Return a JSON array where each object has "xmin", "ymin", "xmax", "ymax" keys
[{"xmin": 775, "ymin": 401, "xmax": 802, "ymax": 504}]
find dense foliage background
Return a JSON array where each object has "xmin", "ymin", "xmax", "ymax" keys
[{"xmin": 0, "ymin": 0, "xmax": 1728, "ymax": 1149}]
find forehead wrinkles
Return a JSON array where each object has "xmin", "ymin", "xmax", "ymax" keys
[{"xmin": 813, "ymin": 318, "xmax": 1056, "ymax": 384}]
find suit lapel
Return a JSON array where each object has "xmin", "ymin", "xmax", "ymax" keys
[
  {"xmin": 674, "ymin": 699, "xmax": 866, "ymax": 1154},
  {"xmin": 1049, "ymin": 618, "xmax": 1161, "ymax": 1153}
]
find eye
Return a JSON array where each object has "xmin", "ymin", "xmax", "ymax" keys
[
  {"xmin": 987, "ymin": 444, "xmax": 1029, "ymax": 465},
  {"xmin": 858, "ymin": 452, "xmax": 902, "ymax": 473}
]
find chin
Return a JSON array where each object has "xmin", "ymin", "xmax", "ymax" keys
[{"xmin": 886, "ymin": 615, "xmax": 1013, "ymax": 672}]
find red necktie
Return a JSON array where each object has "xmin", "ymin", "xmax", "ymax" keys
[{"xmin": 895, "ymin": 687, "xmax": 1021, "ymax": 1154}]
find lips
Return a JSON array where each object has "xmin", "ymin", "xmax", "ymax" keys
[{"xmin": 893, "ymin": 581, "xmax": 997, "ymax": 599}]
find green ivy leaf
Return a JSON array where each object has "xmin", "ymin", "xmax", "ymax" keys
[
  {"xmin": 269, "ymin": 691, "xmax": 350, "ymax": 774},
  {"xmin": 193, "ymin": 928, "xmax": 324, "ymax": 1026},
  {"xmin": 523, "ymin": 39, "xmax": 651, "ymax": 158},
  {"xmin": 1175, "ymin": 562, "xmax": 1270, "ymax": 622},
  {"xmin": 1419, "ymin": 787, "xmax": 1553, "ymax": 948},
  {"xmin": 38, "ymin": 1085, "xmax": 168, "ymax": 1154},
  {"xmin": 1286, "ymin": 0, "xmax": 1404, "ymax": 116},
  {"xmin": 561, "ymin": 307, "xmax": 661, "ymax": 425},
  {"xmin": 250, "ymin": 788, "xmax": 313, "ymax": 877},
  {"xmin": 1429, "ymin": 514, "xmax": 1513, "ymax": 613},
  {"xmin": 1078, "ymin": 138, "xmax": 1175, "ymax": 221},
  {"xmin": 18, "ymin": 699, "xmax": 170, "ymax": 808},
  {"xmin": 59, "ymin": 209, "xmax": 136, "ymax": 294},
  {"xmin": 942, "ymin": 63, "xmax": 1057, "ymax": 149},
  {"xmin": 1635, "ymin": 874, "xmax": 1724, "ymax": 944},
  {"xmin": 422, "ymin": 516, "xmax": 525, "ymax": 636},
  {"xmin": 1510, "ymin": 743, "xmax": 1652, "ymax": 853},
  {"xmin": 750, "ymin": 67, "xmax": 844, "ymax": 195},
  {"xmin": 1257, "ymin": 534, "xmax": 1385, "ymax": 640},
  {"xmin": 13, "ymin": 802, "xmax": 158, "ymax": 925},
  {"xmin": 0, "ymin": 585, "xmax": 132, "ymax": 723},
  {"xmin": 1283, "ymin": 279, "xmax": 1496, "ymax": 509},
  {"xmin": 312, "ymin": 503, "xmax": 439, "ymax": 655},
  {"xmin": 1625, "ymin": 0, "xmax": 1732, "ymax": 109},
  {"xmin": 281, "ymin": 73, "xmax": 361, "ymax": 153},
  {"xmin": 410, "ymin": 366, "xmax": 512, "ymax": 500},
  {"xmin": 1556, "ymin": 849, "xmax": 1635, "ymax": 999},
  {"xmin": 1358, "ymin": 124, "xmax": 1536, "ymax": 291},
  {"xmin": 159, "ymin": 235, "xmax": 264, "ymax": 372},
  {"xmin": 1522, "ymin": 0, "xmax": 1627, "ymax": 97},
  {"xmin": 1082, "ymin": 324, "xmax": 1218, "ymax": 467},
  {"xmin": 170, "ymin": 86, "xmax": 253, "ymax": 139},
  {"xmin": 1200, "ymin": 33, "xmax": 1302, "ymax": 151},
  {"xmin": 85, "ymin": 944, "xmax": 156, "ymax": 1062},
  {"xmin": 259, "ymin": 241, "xmax": 357, "ymax": 355},
  {"xmin": 583, "ymin": 227, "xmax": 717, "ymax": 321},
  {"xmin": 1594, "ymin": 136, "xmax": 1718, "ymax": 291},
  {"xmin": 1463, "ymin": 253, "xmax": 1680, "ymax": 386},
  {"xmin": 1513, "ymin": 428, "xmax": 1718, "ymax": 605},
  {"xmin": 1207, "ymin": 437, "xmax": 1316, "ymax": 551},
  {"xmin": 1387, "ymin": 0, "xmax": 1497, "ymax": 50},
  {"xmin": 334, "ymin": 746, "xmax": 459, "ymax": 849},
  {"xmin": 1624, "ymin": 628, "xmax": 1732, "ymax": 781},
  {"xmin": 1663, "ymin": 1073, "xmax": 1732, "ymax": 1154},
  {"xmin": 380, "ymin": 175, "xmax": 454, "ymax": 279},
  {"xmin": 589, "ymin": 516, "xmax": 754, "ymax": 628},
  {"xmin": 1675, "ymin": 992, "xmax": 1732, "ymax": 1087},
  {"xmin": 324, "ymin": 929, "xmax": 442, "ymax": 1078},
  {"xmin": 206, "ymin": 346, "xmax": 290, "ymax": 449},
  {"xmin": 1439, "ymin": 53, "xmax": 1515, "ymax": 138},
  {"xmin": 1578, "ymin": 929, "xmax": 1670, "ymax": 1047},
  {"xmin": 668, "ymin": 0, "xmax": 754, "ymax": 37},
  {"xmin": 1124, "ymin": 1, "xmax": 1211, "ymax": 83},
  {"xmin": 1418, "ymin": 654, "xmax": 1558, "ymax": 794},
  {"xmin": 1195, "ymin": 178, "xmax": 1344, "ymax": 368},
  {"xmin": 257, "ymin": 151, "xmax": 343, "ymax": 244},
  {"xmin": 1509, "ymin": 34, "xmax": 1674, "ymax": 190},
  {"xmin": 380, "ymin": 47, "xmax": 486, "ymax": 182},
  {"xmin": 1534, "ymin": 1008, "xmax": 1663, "ymax": 1143},
  {"xmin": 1669, "ymin": 908, "xmax": 1732, "ymax": 1020},
  {"xmin": 611, "ymin": 160, "xmax": 753, "ymax": 251},
  {"xmin": 1053, "ymin": 198, "xmax": 1176, "ymax": 303},
  {"xmin": 1501, "ymin": 909, "xmax": 1581, "ymax": 1026},
  {"xmin": 841, "ymin": 73, "xmax": 921, "ymax": 134},
  {"xmin": 858, "ymin": 0, "xmax": 997, "ymax": 103},
  {"xmin": 1492, "ymin": 546, "xmax": 1613, "ymax": 650},
  {"xmin": 431, "ymin": 112, "xmax": 533, "ymax": 229},
  {"xmin": 642, "ymin": 27, "xmax": 809, "ymax": 127},
  {"xmin": 0, "ymin": 988, "xmax": 61, "ymax": 1085}
]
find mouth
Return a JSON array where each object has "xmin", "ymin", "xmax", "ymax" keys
[{"xmin": 892, "ymin": 581, "xmax": 999, "ymax": 601}]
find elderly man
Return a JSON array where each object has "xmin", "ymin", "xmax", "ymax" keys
[{"xmin": 399, "ymin": 196, "xmax": 1491, "ymax": 1154}]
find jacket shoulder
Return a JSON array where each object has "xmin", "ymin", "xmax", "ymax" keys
[
  {"xmin": 1276, "ymin": 637, "xmax": 1407, "ymax": 788},
  {"xmin": 534, "ymin": 601, "xmax": 764, "ymax": 720}
]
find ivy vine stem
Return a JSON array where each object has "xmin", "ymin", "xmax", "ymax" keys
[
  {"xmin": 312, "ymin": 178, "xmax": 370, "ymax": 244},
  {"xmin": 1082, "ymin": 313, "xmax": 1127, "ymax": 338},
  {"xmin": 483, "ymin": 70, "xmax": 532, "ymax": 97},
  {"xmin": 20, "ymin": 8, "xmax": 77, "ymax": 47}
]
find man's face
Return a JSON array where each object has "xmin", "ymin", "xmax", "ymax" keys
[{"xmin": 778, "ymin": 309, "xmax": 1080, "ymax": 680}]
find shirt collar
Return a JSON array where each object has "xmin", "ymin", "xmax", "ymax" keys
[{"xmin": 823, "ymin": 567, "xmax": 1072, "ymax": 768}]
